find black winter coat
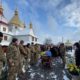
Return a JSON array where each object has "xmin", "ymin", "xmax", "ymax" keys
[{"xmin": 75, "ymin": 48, "xmax": 80, "ymax": 67}]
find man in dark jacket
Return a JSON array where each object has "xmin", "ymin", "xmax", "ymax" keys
[
  {"xmin": 74, "ymin": 42, "xmax": 80, "ymax": 67},
  {"xmin": 50, "ymin": 45, "xmax": 58, "ymax": 58}
]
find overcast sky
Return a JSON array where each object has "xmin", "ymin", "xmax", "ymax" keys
[{"xmin": 2, "ymin": 0, "xmax": 80, "ymax": 43}]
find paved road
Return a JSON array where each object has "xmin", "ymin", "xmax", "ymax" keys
[{"xmin": 19, "ymin": 57, "xmax": 70, "ymax": 80}]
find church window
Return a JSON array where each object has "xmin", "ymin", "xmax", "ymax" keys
[
  {"xmin": 3, "ymin": 27, "xmax": 6, "ymax": 31},
  {"xmin": 32, "ymin": 37, "xmax": 34, "ymax": 41},
  {"xmin": 4, "ymin": 36, "xmax": 7, "ymax": 40},
  {"xmin": 35, "ymin": 38, "xmax": 37, "ymax": 42}
]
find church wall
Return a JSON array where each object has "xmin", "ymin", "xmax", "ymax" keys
[
  {"xmin": 0, "ymin": 24, "xmax": 13, "ymax": 45},
  {"xmin": 3, "ymin": 34, "xmax": 12, "ymax": 42},
  {"xmin": 28, "ymin": 35, "xmax": 38, "ymax": 44},
  {"xmin": 13, "ymin": 35, "xmax": 30, "ymax": 45},
  {"xmin": 1, "ymin": 33, "xmax": 12, "ymax": 46},
  {"xmin": 28, "ymin": 36, "xmax": 32, "ymax": 43},
  {"xmin": 0, "ymin": 24, "xmax": 9, "ymax": 33}
]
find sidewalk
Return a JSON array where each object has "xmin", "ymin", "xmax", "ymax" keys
[{"xmin": 19, "ymin": 57, "xmax": 70, "ymax": 80}]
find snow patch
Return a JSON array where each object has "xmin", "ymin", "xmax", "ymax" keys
[
  {"xmin": 28, "ymin": 68, "xmax": 33, "ymax": 72},
  {"xmin": 63, "ymin": 70, "xmax": 66, "ymax": 74},
  {"xmin": 46, "ymin": 77, "xmax": 49, "ymax": 79},
  {"xmin": 50, "ymin": 72, "xmax": 55, "ymax": 76},
  {"xmin": 63, "ymin": 75, "xmax": 69, "ymax": 80},
  {"xmin": 30, "ymin": 73, "xmax": 35, "ymax": 79},
  {"xmin": 53, "ymin": 75, "xmax": 57, "ymax": 79},
  {"xmin": 37, "ymin": 73, "xmax": 40, "ymax": 75},
  {"xmin": 22, "ymin": 65, "xmax": 26, "ymax": 73},
  {"xmin": 28, "ymin": 65, "xmax": 31, "ymax": 68},
  {"xmin": 40, "ymin": 74, "xmax": 44, "ymax": 78}
]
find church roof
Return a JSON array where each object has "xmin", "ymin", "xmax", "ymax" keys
[
  {"xmin": 0, "ymin": 4, "xmax": 8, "ymax": 25},
  {"xmin": 9, "ymin": 9, "xmax": 24, "ymax": 28},
  {"xmin": 28, "ymin": 22, "xmax": 35, "ymax": 37},
  {"xmin": 0, "ymin": 16, "xmax": 8, "ymax": 25},
  {"xmin": 9, "ymin": 24, "xmax": 37, "ymax": 38}
]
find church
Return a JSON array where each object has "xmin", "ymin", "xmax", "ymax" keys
[{"xmin": 0, "ymin": 4, "xmax": 38, "ymax": 46}]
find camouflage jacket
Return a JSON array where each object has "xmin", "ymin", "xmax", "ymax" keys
[
  {"xmin": 30, "ymin": 45, "xmax": 36, "ymax": 53},
  {"xmin": 19, "ymin": 44, "xmax": 27, "ymax": 57},
  {"xmin": 25, "ymin": 47, "xmax": 31, "ymax": 59},
  {"xmin": 6, "ymin": 44, "xmax": 21, "ymax": 64},
  {"xmin": 0, "ymin": 45, "xmax": 6, "ymax": 62}
]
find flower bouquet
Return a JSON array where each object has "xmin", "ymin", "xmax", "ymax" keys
[{"xmin": 67, "ymin": 64, "xmax": 80, "ymax": 80}]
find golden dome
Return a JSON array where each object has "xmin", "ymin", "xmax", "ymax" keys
[{"xmin": 9, "ymin": 9, "xmax": 24, "ymax": 28}]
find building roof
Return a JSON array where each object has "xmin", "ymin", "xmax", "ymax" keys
[
  {"xmin": 65, "ymin": 40, "xmax": 72, "ymax": 46},
  {"xmin": 9, "ymin": 9, "xmax": 24, "ymax": 28},
  {"xmin": 0, "ymin": 16, "xmax": 8, "ymax": 25},
  {"xmin": 29, "ymin": 22, "xmax": 35, "ymax": 37},
  {"xmin": 0, "ymin": 4, "xmax": 8, "ymax": 25}
]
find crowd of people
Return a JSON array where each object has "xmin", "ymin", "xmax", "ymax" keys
[{"xmin": 0, "ymin": 32, "xmax": 80, "ymax": 80}]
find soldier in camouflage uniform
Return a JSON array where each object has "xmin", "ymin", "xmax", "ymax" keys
[
  {"xmin": 30, "ymin": 42, "xmax": 36, "ymax": 65},
  {"xmin": 0, "ymin": 32, "xmax": 6, "ymax": 79},
  {"xmin": 34, "ymin": 44, "xmax": 41, "ymax": 64},
  {"xmin": 59, "ymin": 43, "xmax": 66, "ymax": 68},
  {"xmin": 25, "ymin": 43, "xmax": 31, "ymax": 69},
  {"xmin": 6, "ymin": 38, "xmax": 21, "ymax": 80},
  {"xmin": 19, "ymin": 40, "xmax": 27, "ymax": 72}
]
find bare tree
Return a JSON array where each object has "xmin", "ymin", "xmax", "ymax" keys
[{"xmin": 44, "ymin": 38, "xmax": 52, "ymax": 45}]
